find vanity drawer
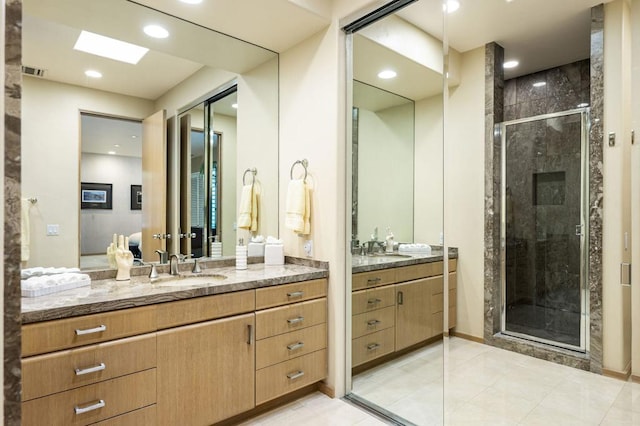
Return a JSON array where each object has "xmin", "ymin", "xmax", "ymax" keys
[
  {"xmin": 431, "ymin": 292, "xmax": 444, "ymax": 314},
  {"xmin": 432, "ymin": 311, "xmax": 444, "ymax": 336},
  {"xmin": 255, "ymin": 298, "xmax": 326, "ymax": 340},
  {"xmin": 352, "ymin": 327, "xmax": 395, "ymax": 367},
  {"xmin": 449, "ymin": 258, "xmax": 458, "ymax": 272},
  {"xmin": 22, "ymin": 306, "xmax": 157, "ymax": 357},
  {"xmin": 92, "ymin": 405, "xmax": 156, "ymax": 425},
  {"xmin": 256, "ymin": 349, "xmax": 327, "ymax": 405},
  {"xmin": 352, "ymin": 285, "xmax": 395, "ymax": 315},
  {"xmin": 256, "ymin": 279, "xmax": 327, "ymax": 309},
  {"xmin": 352, "ymin": 306, "xmax": 395, "ymax": 339},
  {"xmin": 449, "ymin": 306, "xmax": 457, "ymax": 329},
  {"xmin": 22, "ymin": 333, "xmax": 156, "ymax": 401},
  {"xmin": 395, "ymin": 262, "xmax": 443, "ymax": 283},
  {"xmin": 256, "ymin": 323, "xmax": 326, "ymax": 370},
  {"xmin": 352, "ymin": 269, "xmax": 396, "ymax": 291},
  {"xmin": 156, "ymin": 289, "xmax": 255, "ymax": 329},
  {"xmin": 22, "ymin": 368, "xmax": 156, "ymax": 426},
  {"xmin": 449, "ymin": 271, "xmax": 457, "ymax": 290}
]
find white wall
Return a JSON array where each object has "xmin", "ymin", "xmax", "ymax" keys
[
  {"xmin": 602, "ymin": 0, "xmax": 633, "ymax": 375},
  {"xmin": 80, "ymin": 153, "xmax": 142, "ymax": 255},
  {"xmin": 444, "ymin": 46, "xmax": 486, "ymax": 339},
  {"xmin": 21, "ymin": 77, "xmax": 155, "ymax": 267},
  {"xmin": 415, "ymin": 94, "xmax": 444, "ymax": 244},
  {"xmin": 358, "ymin": 104, "xmax": 414, "ymax": 242},
  {"xmin": 632, "ymin": 0, "xmax": 640, "ymax": 380},
  {"xmin": 280, "ymin": 20, "xmax": 346, "ymax": 396}
]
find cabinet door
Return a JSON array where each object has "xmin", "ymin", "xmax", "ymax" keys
[
  {"xmin": 157, "ymin": 313, "xmax": 255, "ymax": 426},
  {"xmin": 396, "ymin": 277, "xmax": 442, "ymax": 350}
]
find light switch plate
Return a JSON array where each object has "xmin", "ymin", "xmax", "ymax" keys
[
  {"xmin": 303, "ymin": 240, "xmax": 313, "ymax": 257},
  {"xmin": 46, "ymin": 224, "xmax": 59, "ymax": 236}
]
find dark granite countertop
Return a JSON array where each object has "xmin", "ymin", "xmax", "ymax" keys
[
  {"xmin": 352, "ymin": 247, "xmax": 458, "ymax": 273},
  {"xmin": 22, "ymin": 258, "xmax": 328, "ymax": 324}
]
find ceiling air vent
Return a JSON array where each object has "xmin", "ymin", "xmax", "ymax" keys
[{"xmin": 21, "ymin": 66, "xmax": 46, "ymax": 77}]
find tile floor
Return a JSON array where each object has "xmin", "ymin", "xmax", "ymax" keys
[{"xmin": 241, "ymin": 337, "xmax": 640, "ymax": 425}]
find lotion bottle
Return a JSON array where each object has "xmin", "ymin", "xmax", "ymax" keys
[
  {"xmin": 385, "ymin": 228, "xmax": 394, "ymax": 253},
  {"xmin": 236, "ymin": 238, "xmax": 247, "ymax": 270}
]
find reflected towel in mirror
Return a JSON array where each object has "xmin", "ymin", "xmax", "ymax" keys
[
  {"xmin": 237, "ymin": 184, "xmax": 258, "ymax": 232},
  {"xmin": 285, "ymin": 179, "xmax": 310, "ymax": 235},
  {"xmin": 21, "ymin": 198, "xmax": 31, "ymax": 262}
]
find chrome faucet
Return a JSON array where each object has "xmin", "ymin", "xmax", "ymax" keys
[
  {"xmin": 169, "ymin": 254, "xmax": 185, "ymax": 275},
  {"xmin": 156, "ymin": 249, "xmax": 168, "ymax": 264}
]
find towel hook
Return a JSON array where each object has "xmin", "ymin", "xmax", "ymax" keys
[
  {"xmin": 27, "ymin": 197, "xmax": 38, "ymax": 204},
  {"xmin": 242, "ymin": 168, "xmax": 257, "ymax": 185},
  {"xmin": 290, "ymin": 159, "xmax": 309, "ymax": 182}
]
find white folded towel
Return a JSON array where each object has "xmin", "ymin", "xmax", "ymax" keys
[
  {"xmin": 285, "ymin": 179, "xmax": 311, "ymax": 235},
  {"xmin": 237, "ymin": 184, "xmax": 258, "ymax": 232},
  {"xmin": 21, "ymin": 198, "xmax": 31, "ymax": 262}
]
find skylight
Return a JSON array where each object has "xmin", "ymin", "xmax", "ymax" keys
[{"xmin": 74, "ymin": 31, "xmax": 149, "ymax": 65}]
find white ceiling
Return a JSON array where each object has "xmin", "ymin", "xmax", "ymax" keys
[{"xmin": 81, "ymin": 114, "xmax": 143, "ymax": 158}]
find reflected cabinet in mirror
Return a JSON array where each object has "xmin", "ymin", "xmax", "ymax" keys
[
  {"xmin": 21, "ymin": 0, "xmax": 279, "ymax": 269},
  {"xmin": 346, "ymin": 1, "xmax": 446, "ymax": 424}
]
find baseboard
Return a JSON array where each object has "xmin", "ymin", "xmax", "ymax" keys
[
  {"xmin": 603, "ymin": 364, "xmax": 631, "ymax": 381},
  {"xmin": 450, "ymin": 330, "xmax": 484, "ymax": 344},
  {"xmin": 632, "ymin": 375, "xmax": 640, "ymax": 384},
  {"xmin": 318, "ymin": 382, "xmax": 335, "ymax": 398}
]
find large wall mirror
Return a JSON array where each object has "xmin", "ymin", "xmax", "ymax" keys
[
  {"xmin": 21, "ymin": 0, "xmax": 278, "ymax": 269},
  {"xmin": 345, "ymin": 1, "xmax": 446, "ymax": 424}
]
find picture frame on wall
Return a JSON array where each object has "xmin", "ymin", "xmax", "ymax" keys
[
  {"xmin": 81, "ymin": 182, "xmax": 113, "ymax": 210},
  {"xmin": 131, "ymin": 184, "xmax": 142, "ymax": 210}
]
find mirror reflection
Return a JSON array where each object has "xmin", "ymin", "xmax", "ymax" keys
[
  {"xmin": 347, "ymin": 1, "xmax": 446, "ymax": 424},
  {"xmin": 21, "ymin": 0, "xmax": 278, "ymax": 269}
]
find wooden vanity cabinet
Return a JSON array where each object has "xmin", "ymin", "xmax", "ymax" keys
[
  {"xmin": 156, "ymin": 313, "xmax": 255, "ymax": 426},
  {"xmin": 21, "ymin": 307, "xmax": 158, "ymax": 426},
  {"xmin": 352, "ymin": 260, "xmax": 456, "ymax": 368}
]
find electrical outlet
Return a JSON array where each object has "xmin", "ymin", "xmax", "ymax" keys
[
  {"xmin": 303, "ymin": 240, "xmax": 313, "ymax": 257},
  {"xmin": 46, "ymin": 224, "xmax": 60, "ymax": 236}
]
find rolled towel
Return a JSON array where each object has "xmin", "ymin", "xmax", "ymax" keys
[
  {"xmin": 285, "ymin": 179, "xmax": 306, "ymax": 233},
  {"xmin": 237, "ymin": 184, "xmax": 254, "ymax": 230}
]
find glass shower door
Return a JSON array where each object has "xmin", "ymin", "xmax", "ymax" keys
[{"xmin": 501, "ymin": 109, "xmax": 589, "ymax": 351}]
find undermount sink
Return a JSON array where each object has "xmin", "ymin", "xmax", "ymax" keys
[{"xmin": 152, "ymin": 273, "xmax": 227, "ymax": 287}]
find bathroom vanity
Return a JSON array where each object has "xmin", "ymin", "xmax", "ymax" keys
[
  {"xmin": 351, "ymin": 253, "xmax": 457, "ymax": 369},
  {"xmin": 20, "ymin": 260, "xmax": 328, "ymax": 425}
]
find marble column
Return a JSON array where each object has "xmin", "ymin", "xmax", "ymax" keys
[{"xmin": 4, "ymin": 0, "xmax": 22, "ymax": 423}]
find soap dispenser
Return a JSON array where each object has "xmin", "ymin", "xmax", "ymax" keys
[{"xmin": 385, "ymin": 228, "xmax": 394, "ymax": 253}]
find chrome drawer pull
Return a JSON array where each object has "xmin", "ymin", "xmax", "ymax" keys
[
  {"xmin": 287, "ymin": 342, "xmax": 305, "ymax": 351},
  {"xmin": 287, "ymin": 316, "xmax": 304, "ymax": 324},
  {"xmin": 287, "ymin": 370, "xmax": 305, "ymax": 380},
  {"xmin": 287, "ymin": 291, "xmax": 304, "ymax": 298},
  {"xmin": 366, "ymin": 277, "xmax": 381, "ymax": 285},
  {"xmin": 367, "ymin": 319, "xmax": 381, "ymax": 327},
  {"xmin": 367, "ymin": 298, "xmax": 382, "ymax": 305},
  {"xmin": 75, "ymin": 363, "xmax": 106, "ymax": 376},
  {"xmin": 74, "ymin": 399, "xmax": 105, "ymax": 415},
  {"xmin": 75, "ymin": 325, "xmax": 107, "ymax": 336},
  {"xmin": 367, "ymin": 343, "xmax": 381, "ymax": 351}
]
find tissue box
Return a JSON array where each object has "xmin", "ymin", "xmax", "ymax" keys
[
  {"xmin": 264, "ymin": 244, "xmax": 284, "ymax": 265},
  {"xmin": 248, "ymin": 242, "xmax": 265, "ymax": 257}
]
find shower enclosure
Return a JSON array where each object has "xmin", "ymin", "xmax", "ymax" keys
[{"xmin": 500, "ymin": 109, "xmax": 589, "ymax": 351}]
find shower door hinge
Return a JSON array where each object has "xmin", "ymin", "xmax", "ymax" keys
[
  {"xmin": 609, "ymin": 132, "xmax": 616, "ymax": 147},
  {"xmin": 621, "ymin": 263, "xmax": 631, "ymax": 286}
]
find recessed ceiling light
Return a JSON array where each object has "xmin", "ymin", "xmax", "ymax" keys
[
  {"xmin": 114, "ymin": 144, "xmax": 120, "ymax": 147},
  {"xmin": 131, "ymin": 135, "xmax": 137, "ymax": 139},
  {"xmin": 85, "ymin": 70, "xmax": 102, "ymax": 78},
  {"xmin": 74, "ymin": 31, "xmax": 149, "ymax": 64},
  {"xmin": 143, "ymin": 25, "xmax": 169, "ymax": 39},
  {"xmin": 577, "ymin": 103, "xmax": 589, "ymax": 108},
  {"xmin": 378, "ymin": 70, "xmax": 397, "ymax": 79},
  {"xmin": 231, "ymin": 103, "xmax": 238, "ymax": 109},
  {"xmin": 533, "ymin": 81, "xmax": 546, "ymax": 87},
  {"xmin": 179, "ymin": 0, "xmax": 203, "ymax": 3},
  {"xmin": 108, "ymin": 151, "xmax": 116, "ymax": 155},
  {"xmin": 503, "ymin": 60, "xmax": 519, "ymax": 69},
  {"xmin": 443, "ymin": 0, "xmax": 460, "ymax": 13}
]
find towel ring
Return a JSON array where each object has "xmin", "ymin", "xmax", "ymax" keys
[
  {"xmin": 290, "ymin": 159, "xmax": 308, "ymax": 182},
  {"xmin": 242, "ymin": 168, "xmax": 257, "ymax": 185}
]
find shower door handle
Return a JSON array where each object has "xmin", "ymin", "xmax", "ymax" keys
[{"xmin": 575, "ymin": 225, "xmax": 583, "ymax": 237}]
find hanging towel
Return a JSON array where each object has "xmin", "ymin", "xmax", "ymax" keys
[
  {"xmin": 286, "ymin": 179, "xmax": 311, "ymax": 234},
  {"xmin": 237, "ymin": 184, "xmax": 254, "ymax": 230},
  {"xmin": 250, "ymin": 185, "xmax": 259, "ymax": 232},
  {"xmin": 21, "ymin": 198, "xmax": 31, "ymax": 262}
]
